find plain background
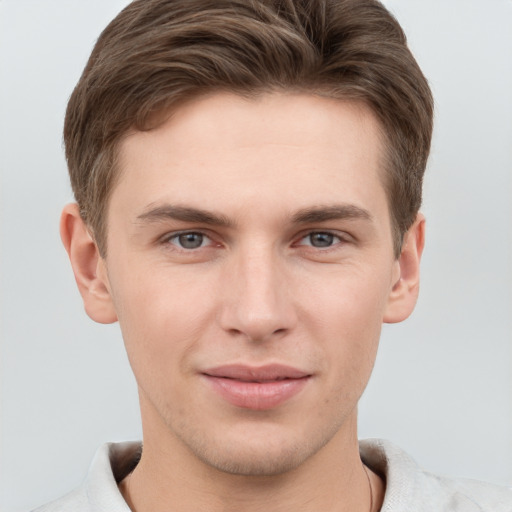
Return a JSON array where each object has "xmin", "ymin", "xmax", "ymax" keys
[{"xmin": 1, "ymin": 1, "xmax": 511, "ymax": 510}]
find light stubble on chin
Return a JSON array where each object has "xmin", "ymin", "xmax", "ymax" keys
[{"xmin": 166, "ymin": 411, "xmax": 349, "ymax": 477}]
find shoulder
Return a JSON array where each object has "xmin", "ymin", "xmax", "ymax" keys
[
  {"xmin": 32, "ymin": 487, "xmax": 89, "ymax": 512},
  {"xmin": 31, "ymin": 442, "xmax": 140, "ymax": 512},
  {"xmin": 360, "ymin": 438, "xmax": 512, "ymax": 512},
  {"xmin": 448, "ymin": 477, "xmax": 512, "ymax": 511}
]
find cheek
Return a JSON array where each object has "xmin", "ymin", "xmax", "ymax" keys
[
  {"xmin": 300, "ymin": 268, "xmax": 389, "ymax": 386},
  {"xmin": 109, "ymin": 263, "xmax": 216, "ymax": 377},
  {"xmin": 302, "ymin": 265, "xmax": 391, "ymax": 336}
]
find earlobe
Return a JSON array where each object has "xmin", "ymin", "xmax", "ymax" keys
[
  {"xmin": 60, "ymin": 204, "xmax": 118, "ymax": 324},
  {"xmin": 383, "ymin": 213, "xmax": 425, "ymax": 324}
]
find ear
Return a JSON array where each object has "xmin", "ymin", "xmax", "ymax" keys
[
  {"xmin": 383, "ymin": 213, "xmax": 425, "ymax": 324},
  {"xmin": 60, "ymin": 203, "xmax": 118, "ymax": 324}
]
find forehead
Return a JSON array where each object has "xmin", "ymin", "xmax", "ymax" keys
[{"xmin": 113, "ymin": 92, "xmax": 389, "ymax": 225}]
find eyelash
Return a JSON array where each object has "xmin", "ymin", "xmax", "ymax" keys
[
  {"xmin": 295, "ymin": 231, "xmax": 345, "ymax": 249},
  {"xmin": 161, "ymin": 230, "xmax": 349, "ymax": 252},
  {"xmin": 163, "ymin": 231, "xmax": 215, "ymax": 250}
]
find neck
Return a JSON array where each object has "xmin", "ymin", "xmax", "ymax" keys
[{"xmin": 120, "ymin": 399, "xmax": 384, "ymax": 512}]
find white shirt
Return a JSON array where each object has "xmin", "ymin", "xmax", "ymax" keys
[{"xmin": 33, "ymin": 439, "xmax": 512, "ymax": 511}]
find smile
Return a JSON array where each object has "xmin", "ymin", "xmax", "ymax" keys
[{"xmin": 202, "ymin": 364, "xmax": 311, "ymax": 410}]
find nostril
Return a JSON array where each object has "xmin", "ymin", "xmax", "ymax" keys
[{"xmin": 225, "ymin": 326, "xmax": 289, "ymax": 343}]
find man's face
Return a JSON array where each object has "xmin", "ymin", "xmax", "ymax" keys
[{"xmin": 103, "ymin": 93, "xmax": 402, "ymax": 475}]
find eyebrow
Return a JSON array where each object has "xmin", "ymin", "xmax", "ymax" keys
[
  {"xmin": 135, "ymin": 203, "xmax": 372, "ymax": 229},
  {"xmin": 136, "ymin": 204, "xmax": 235, "ymax": 228},
  {"xmin": 291, "ymin": 204, "xmax": 373, "ymax": 224}
]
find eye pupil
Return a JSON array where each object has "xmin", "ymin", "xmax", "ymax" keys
[
  {"xmin": 178, "ymin": 233, "xmax": 203, "ymax": 249},
  {"xmin": 310, "ymin": 232, "xmax": 334, "ymax": 247}
]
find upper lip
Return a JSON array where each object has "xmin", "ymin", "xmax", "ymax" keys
[{"xmin": 202, "ymin": 364, "xmax": 311, "ymax": 382}]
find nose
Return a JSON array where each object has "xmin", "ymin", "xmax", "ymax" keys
[{"xmin": 218, "ymin": 244, "xmax": 297, "ymax": 343}]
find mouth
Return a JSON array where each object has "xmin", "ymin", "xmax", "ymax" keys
[{"xmin": 201, "ymin": 364, "xmax": 312, "ymax": 410}]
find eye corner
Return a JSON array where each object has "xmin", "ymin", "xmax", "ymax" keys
[
  {"xmin": 294, "ymin": 230, "xmax": 346, "ymax": 250},
  {"xmin": 158, "ymin": 230, "xmax": 217, "ymax": 251}
]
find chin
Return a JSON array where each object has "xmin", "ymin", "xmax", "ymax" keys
[
  {"xmin": 173, "ymin": 418, "xmax": 342, "ymax": 477},
  {"xmin": 193, "ymin": 439, "xmax": 313, "ymax": 477}
]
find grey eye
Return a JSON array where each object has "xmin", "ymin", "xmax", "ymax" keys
[
  {"xmin": 175, "ymin": 232, "xmax": 205, "ymax": 249},
  {"xmin": 308, "ymin": 232, "xmax": 335, "ymax": 247}
]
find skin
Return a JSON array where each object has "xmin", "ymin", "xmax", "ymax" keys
[{"xmin": 61, "ymin": 92, "xmax": 424, "ymax": 512}]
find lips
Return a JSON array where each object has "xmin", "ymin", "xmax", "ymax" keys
[{"xmin": 202, "ymin": 364, "xmax": 311, "ymax": 410}]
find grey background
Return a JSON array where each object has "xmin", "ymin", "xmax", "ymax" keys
[{"xmin": 1, "ymin": 1, "xmax": 511, "ymax": 510}]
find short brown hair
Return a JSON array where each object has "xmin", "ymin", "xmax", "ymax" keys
[{"xmin": 64, "ymin": 0, "xmax": 433, "ymax": 257}]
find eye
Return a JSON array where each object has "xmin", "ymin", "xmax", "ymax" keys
[
  {"xmin": 168, "ymin": 232, "xmax": 210, "ymax": 249},
  {"xmin": 297, "ymin": 232, "xmax": 342, "ymax": 248}
]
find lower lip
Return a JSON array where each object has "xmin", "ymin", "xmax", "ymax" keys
[{"xmin": 203, "ymin": 375, "xmax": 310, "ymax": 410}]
